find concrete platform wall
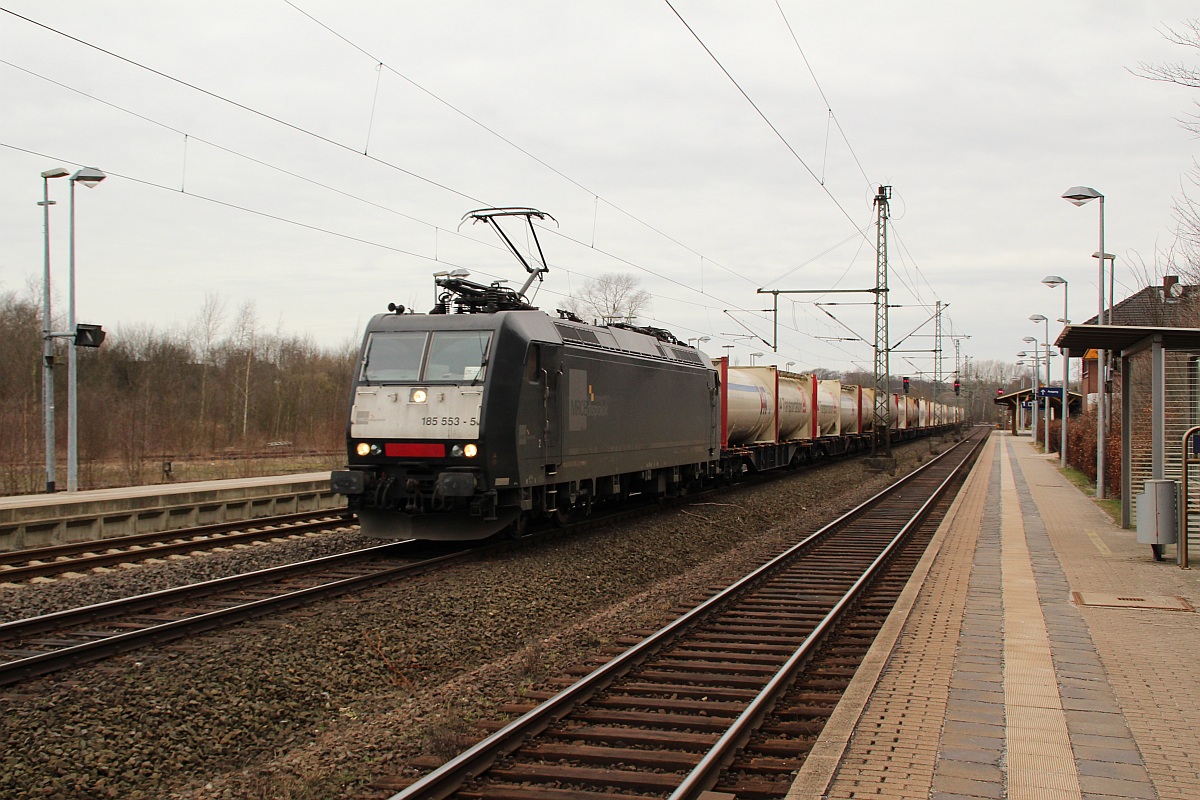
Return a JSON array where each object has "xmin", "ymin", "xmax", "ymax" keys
[{"xmin": 0, "ymin": 473, "xmax": 341, "ymax": 551}]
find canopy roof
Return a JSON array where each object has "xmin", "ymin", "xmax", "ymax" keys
[{"xmin": 1053, "ymin": 324, "xmax": 1200, "ymax": 359}]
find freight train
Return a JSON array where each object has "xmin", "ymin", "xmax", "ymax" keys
[{"xmin": 331, "ymin": 208, "xmax": 962, "ymax": 540}]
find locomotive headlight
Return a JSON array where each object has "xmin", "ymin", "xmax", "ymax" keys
[
  {"xmin": 355, "ymin": 442, "xmax": 372, "ymax": 457},
  {"xmin": 463, "ymin": 443, "xmax": 478, "ymax": 458},
  {"xmin": 410, "ymin": 388, "xmax": 428, "ymax": 404}
]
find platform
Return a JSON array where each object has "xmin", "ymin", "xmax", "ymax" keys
[
  {"xmin": 0, "ymin": 472, "xmax": 338, "ymax": 551},
  {"xmin": 790, "ymin": 430, "xmax": 1200, "ymax": 800}
]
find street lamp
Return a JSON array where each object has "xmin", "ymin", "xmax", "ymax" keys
[
  {"xmin": 39, "ymin": 167, "xmax": 70, "ymax": 493},
  {"xmin": 1092, "ymin": 252, "xmax": 1115, "ymax": 326},
  {"xmin": 1030, "ymin": 314, "xmax": 1051, "ymax": 452},
  {"xmin": 1043, "ymin": 276, "xmax": 1070, "ymax": 468},
  {"xmin": 784, "ymin": 361, "xmax": 795, "ymax": 371},
  {"xmin": 67, "ymin": 167, "xmax": 106, "ymax": 492},
  {"xmin": 1023, "ymin": 337, "xmax": 1040, "ymax": 439},
  {"xmin": 749, "ymin": 351, "xmax": 764, "ymax": 366},
  {"xmin": 1062, "ymin": 185, "xmax": 1107, "ymax": 499}
]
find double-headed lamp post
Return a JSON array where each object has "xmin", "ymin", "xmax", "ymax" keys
[
  {"xmin": 1016, "ymin": 358, "xmax": 1026, "ymax": 430},
  {"xmin": 1030, "ymin": 315, "xmax": 1052, "ymax": 452},
  {"xmin": 1017, "ymin": 353, "xmax": 1039, "ymax": 433},
  {"xmin": 67, "ymin": 167, "xmax": 106, "ymax": 492},
  {"xmin": 1043, "ymin": 276, "xmax": 1070, "ymax": 468},
  {"xmin": 1022, "ymin": 337, "xmax": 1041, "ymax": 440},
  {"xmin": 39, "ymin": 167, "xmax": 70, "ymax": 492},
  {"xmin": 1062, "ymin": 185, "xmax": 1106, "ymax": 499}
]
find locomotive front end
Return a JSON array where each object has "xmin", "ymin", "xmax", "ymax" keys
[{"xmin": 332, "ymin": 318, "xmax": 517, "ymax": 540}]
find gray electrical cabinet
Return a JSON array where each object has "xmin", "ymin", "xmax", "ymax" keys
[{"xmin": 1136, "ymin": 479, "xmax": 1178, "ymax": 546}]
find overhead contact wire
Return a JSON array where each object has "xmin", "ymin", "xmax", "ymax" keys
[
  {"xmin": 283, "ymin": 0, "xmax": 752, "ymax": 287},
  {"xmin": 662, "ymin": 0, "xmax": 868, "ymax": 240},
  {"xmin": 0, "ymin": 6, "xmax": 484, "ymax": 205}
]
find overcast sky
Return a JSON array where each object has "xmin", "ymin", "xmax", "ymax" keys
[{"xmin": 2, "ymin": 1, "xmax": 1198, "ymax": 383}]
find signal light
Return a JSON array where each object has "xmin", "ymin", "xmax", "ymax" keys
[
  {"xmin": 902, "ymin": 376, "xmax": 910, "ymax": 394},
  {"xmin": 997, "ymin": 388, "xmax": 1004, "ymax": 396},
  {"xmin": 74, "ymin": 323, "xmax": 106, "ymax": 348},
  {"xmin": 954, "ymin": 379, "xmax": 961, "ymax": 396}
]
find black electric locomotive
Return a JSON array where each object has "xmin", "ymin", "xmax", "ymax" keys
[{"xmin": 331, "ymin": 208, "xmax": 721, "ymax": 539}]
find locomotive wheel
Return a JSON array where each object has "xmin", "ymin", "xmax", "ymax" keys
[{"xmin": 507, "ymin": 512, "xmax": 530, "ymax": 539}]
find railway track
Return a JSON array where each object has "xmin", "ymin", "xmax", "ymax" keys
[
  {"xmin": 383, "ymin": 429, "xmax": 987, "ymax": 800},
  {"xmin": 0, "ymin": 510, "xmax": 354, "ymax": 582},
  {"xmin": 0, "ymin": 538, "xmax": 481, "ymax": 687},
  {"xmin": 0, "ymin": 462, "xmax": 833, "ymax": 687}
]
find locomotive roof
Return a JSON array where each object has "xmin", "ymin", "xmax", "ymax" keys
[{"xmin": 364, "ymin": 309, "xmax": 711, "ymax": 369}]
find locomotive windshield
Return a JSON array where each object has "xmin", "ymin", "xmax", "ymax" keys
[{"xmin": 361, "ymin": 330, "xmax": 492, "ymax": 383}]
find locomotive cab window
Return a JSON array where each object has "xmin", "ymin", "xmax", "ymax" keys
[
  {"xmin": 361, "ymin": 332, "xmax": 427, "ymax": 382},
  {"xmin": 360, "ymin": 330, "xmax": 492, "ymax": 383},
  {"xmin": 425, "ymin": 331, "xmax": 492, "ymax": 381}
]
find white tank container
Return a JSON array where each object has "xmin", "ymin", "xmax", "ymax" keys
[
  {"xmin": 725, "ymin": 366, "xmax": 775, "ymax": 444},
  {"xmin": 890, "ymin": 393, "xmax": 904, "ymax": 429},
  {"xmin": 777, "ymin": 372, "xmax": 814, "ymax": 441},
  {"xmin": 859, "ymin": 387, "xmax": 875, "ymax": 432},
  {"xmin": 840, "ymin": 385, "xmax": 860, "ymax": 434},
  {"xmin": 817, "ymin": 380, "xmax": 840, "ymax": 436}
]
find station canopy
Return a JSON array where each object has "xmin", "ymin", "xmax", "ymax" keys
[{"xmin": 1055, "ymin": 324, "xmax": 1200, "ymax": 358}]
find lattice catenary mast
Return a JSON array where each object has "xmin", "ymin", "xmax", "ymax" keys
[{"xmin": 872, "ymin": 185, "xmax": 892, "ymax": 456}]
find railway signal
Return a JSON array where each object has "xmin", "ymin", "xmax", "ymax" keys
[
  {"xmin": 74, "ymin": 323, "xmax": 106, "ymax": 348},
  {"xmin": 902, "ymin": 376, "xmax": 910, "ymax": 394},
  {"xmin": 954, "ymin": 379, "xmax": 961, "ymax": 396}
]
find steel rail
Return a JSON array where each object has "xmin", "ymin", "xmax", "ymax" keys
[
  {"xmin": 669, "ymin": 432, "xmax": 980, "ymax": 799},
  {"xmin": 2, "ymin": 557, "xmax": 488, "ymax": 687},
  {"xmin": 387, "ymin": 431, "xmax": 983, "ymax": 800},
  {"xmin": 0, "ymin": 541, "xmax": 407, "ymax": 642},
  {"xmin": 0, "ymin": 510, "xmax": 352, "ymax": 581},
  {"xmin": 0, "ymin": 540, "xmax": 446, "ymax": 686}
]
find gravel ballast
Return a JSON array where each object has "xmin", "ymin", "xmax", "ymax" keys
[{"xmin": 0, "ymin": 438, "xmax": 950, "ymax": 799}]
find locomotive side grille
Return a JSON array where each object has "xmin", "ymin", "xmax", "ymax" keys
[
  {"xmin": 554, "ymin": 323, "xmax": 601, "ymax": 345},
  {"xmin": 671, "ymin": 347, "xmax": 704, "ymax": 365}
]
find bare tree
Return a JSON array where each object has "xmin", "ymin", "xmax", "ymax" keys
[
  {"xmin": 230, "ymin": 301, "xmax": 259, "ymax": 440},
  {"xmin": 1133, "ymin": 20, "xmax": 1200, "ymax": 133},
  {"xmin": 564, "ymin": 273, "xmax": 652, "ymax": 325},
  {"xmin": 190, "ymin": 293, "xmax": 226, "ymax": 437},
  {"xmin": 1133, "ymin": 21, "xmax": 1200, "ymax": 280}
]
